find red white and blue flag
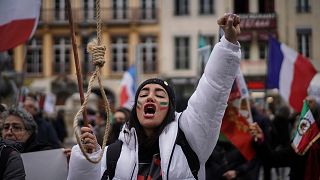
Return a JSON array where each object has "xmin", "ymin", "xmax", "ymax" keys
[
  {"xmin": 0, "ymin": 0, "xmax": 41, "ymax": 52},
  {"xmin": 267, "ymin": 36, "xmax": 317, "ymax": 112},
  {"xmin": 120, "ymin": 65, "xmax": 136, "ymax": 109}
]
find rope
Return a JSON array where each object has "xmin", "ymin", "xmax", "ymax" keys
[{"xmin": 73, "ymin": 0, "xmax": 111, "ymax": 164}]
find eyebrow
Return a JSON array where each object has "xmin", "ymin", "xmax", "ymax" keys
[
  {"xmin": 140, "ymin": 87, "xmax": 166, "ymax": 94},
  {"xmin": 4, "ymin": 123, "xmax": 23, "ymax": 126}
]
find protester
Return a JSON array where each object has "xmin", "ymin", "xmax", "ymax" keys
[
  {"xmin": 53, "ymin": 109, "xmax": 68, "ymax": 143},
  {"xmin": 93, "ymin": 111, "xmax": 107, "ymax": 146},
  {"xmin": 0, "ymin": 139, "xmax": 25, "ymax": 180},
  {"xmin": 23, "ymin": 96, "xmax": 61, "ymax": 148},
  {"xmin": 205, "ymin": 137, "xmax": 260, "ymax": 180},
  {"xmin": 105, "ymin": 107, "xmax": 130, "ymax": 145},
  {"xmin": 0, "ymin": 104, "xmax": 7, "ymax": 138},
  {"xmin": 1, "ymin": 107, "xmax": 51, "ymax": 153},
  {"xmin": 67, "ymin": 13, "xmax": 241, "ymax": 180},
  {"xmin": 249, "ymin": 96, "xmax": 320, "ymax": 180}
]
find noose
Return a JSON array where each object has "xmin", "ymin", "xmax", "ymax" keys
[{"xmin": 69, "ymin": 0, "xmax": 111, "ymax": 163}]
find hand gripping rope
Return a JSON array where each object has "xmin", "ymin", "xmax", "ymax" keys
[{"xmin": 67, "ymin": 0, "xmax": 110, "ymax": 163}]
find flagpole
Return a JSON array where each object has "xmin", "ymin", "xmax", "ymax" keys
[
  {"xmin": 66, "ymin": 0, "xmax": 89, "ymax": 127},
  {"xmin": 264, "ymin": 35, "xmax": 272, "ymax": 113},
  {"xmin": 135, "ymin": 44, "xmax": 142, "ymax": 85},
  {"xmin": 15, "ymin": 45, "xmax": 28, "ymax": 107}
]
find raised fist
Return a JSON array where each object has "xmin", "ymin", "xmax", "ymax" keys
[{"xmin": 217, "ymin": 13, "xmax": 241, "ymax": 44}]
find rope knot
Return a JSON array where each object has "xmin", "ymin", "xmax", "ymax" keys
[{"xmin": 87, "ymin": 39, "xmax": 106, "ymax": 68}]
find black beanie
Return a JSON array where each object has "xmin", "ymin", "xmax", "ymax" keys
[
  {"xmin": 129, "ymin": 78, "xmax": 176, "ymax": 148},
  {"xmin": 134, "ymin": 78, "xmax": 176, "ymax": 108}
]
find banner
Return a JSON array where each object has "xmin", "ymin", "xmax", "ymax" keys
[{"xmin": 21, "ymin": 149, "xmax": 68, "ymax": 180}]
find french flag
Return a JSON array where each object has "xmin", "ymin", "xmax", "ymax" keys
[
  {"xmin": 267, "ymin": 36, "xmax": 317, "ymax": 112},
  {"xmin": 119, "ymin": 65, "xmax": 136, "ymax": 109},
  {"xmin": 0, "ymin": 0, "xmax": 41, "ymax": 52}
]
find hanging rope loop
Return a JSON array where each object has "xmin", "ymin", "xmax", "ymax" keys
[
  {"xmin": 71, "ymin": 0, "xmax": 111, "ymax": 164},
  {"xmin": 87, "ymin": 39, "xmax": 106, "ymax": 68}
]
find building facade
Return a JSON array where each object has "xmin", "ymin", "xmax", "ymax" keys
[
  {"xmin": 11, "ymin": 0, "xmax": 160, "ymax": 108},
  {"xmin": 7, "ymin": 0, "xmax": 320, "ymax": 112}
]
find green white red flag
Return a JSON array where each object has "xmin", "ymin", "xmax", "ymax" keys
[{"xmin": 292, "ymin": 101, "xmax": 320, "ymax": 155}]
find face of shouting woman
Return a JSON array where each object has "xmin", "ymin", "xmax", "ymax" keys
[{"xmin": 136, "ymin": 84, "xmax": 169, "ymax": 136}]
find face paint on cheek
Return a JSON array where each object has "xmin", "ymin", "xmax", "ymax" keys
[
  {"xmin": 159, "ymin": 101, "xmax": 169, "ymax": 110},
  {"xmin": 137, "ymin": 101, "xmax": 142, "ymax": 109}
]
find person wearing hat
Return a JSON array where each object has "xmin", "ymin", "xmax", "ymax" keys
[
  {"xmin": 67, "ymin": 13, "xmax": 241, "ymax": 180},
  {"xmin": 1, "ymin": 107, "xmax": 51, "ymax": 153}
]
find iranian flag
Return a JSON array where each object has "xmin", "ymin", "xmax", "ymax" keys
[
  {"xmin": 292, "ymin": 101, "xmax": 320, "ymax": 155},
  {"xmin": 0, "ymin": 0, "xmax": 41, "ymax": 52}
]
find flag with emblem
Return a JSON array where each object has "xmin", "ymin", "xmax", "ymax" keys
[
  {"xmin": 221, "ymin": 72, "xmax": 255, "ymax": 161},
  {"xmin": 292, "ymin": 101, "xmax": 320, "ymax": 155}
]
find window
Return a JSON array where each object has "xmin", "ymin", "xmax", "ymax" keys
[
  {"xmin": 199, "ymin": 0, "xmax": 214, "ymax": 15},
  {"xmin": 297, "ymin": 0, "xmax": 310, "ymax": 13},
  {"xmin": 258, "ymin": 42, "xmax": 268, "ymax": 60},
  {"xmin": 234, "ymin": 0, "xmax": 249, "ymax": 13},
  {"xmin": 26, "ymin": 38, "xmax": 43, "ymax": 76},
  {"xmin": 81, "ymin": 37, "xmax": 95, "ymax": 75},
  {"xmin": 174, "ymin": 0, "xmax": 189, "ymax": 16},
  {"xmin": 241, "ymin": 42, "xmax": 250, "ymax": 60},
  {"xmin": 53, "ymin": 37, "xmax": 71, "ymax": 74},
  {"xmin": 140, "ymin": 36, "xmax": 157, "ymax": 73},
  {"xmin": 141, "ymin": 0, "xmax": 157, "ymax": 20},
  {"xmin": 54, "ymin": 0, "xmax": 67, "ymax": 21},
  {"xmin": 175, "ymin": 37, "xmax": 190, "ymax": 69},
  {"xmin": 258, "ymin": 0, "xmax": 274, "ymax": 13},
  {"xmin": 83, "ymin": 0, "xmax": 96, "ymax": 22},
  {"xmin": 297, "ymin": 29, "xmax": 312, "ymax": 58},
  {"xmin": 112, "ymin": 0, "xmax": 128, "ymax": 20},
  {"xmin": 111, "ymin": 36, "xmax": 128, "ymax": 72}
]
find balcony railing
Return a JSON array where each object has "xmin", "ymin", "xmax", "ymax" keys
[{"xmin": 39, "ymin": 7, "xmax": 159, "ymax": 25}]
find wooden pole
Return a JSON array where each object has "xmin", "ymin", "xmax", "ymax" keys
[{"xmin": 66, "ymin": 0, "xmax": 88, "ymax": 127}]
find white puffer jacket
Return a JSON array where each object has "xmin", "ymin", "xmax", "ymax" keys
[{"xmin": 67, "ymin": 36, "xmax": 241, "ymax": 180}]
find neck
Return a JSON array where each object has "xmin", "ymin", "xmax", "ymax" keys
[{"xmin": 144, "ymin": 128, "xmax": 155, "ymax": 137}]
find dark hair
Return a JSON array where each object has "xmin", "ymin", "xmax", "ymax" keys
[
  {"xmin": 0, "ymin": 104, "xmax": 6, "ymax": 113},
  {"xmin": 115, "ymin": 107, "xmax": 130, "ymax": 122},
  {"xmin": 128, "ymin": 78, "xmax": 176, "ymax": 149}
]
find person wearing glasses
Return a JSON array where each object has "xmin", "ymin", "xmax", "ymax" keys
[{"xmin": 1, "ymin": 107, "xmax": 51, "ymax": 153}]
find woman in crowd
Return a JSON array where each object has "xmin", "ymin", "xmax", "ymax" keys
[{"xmin": 67, "ymin": 13, "xmax": 241, "ymax": 180}]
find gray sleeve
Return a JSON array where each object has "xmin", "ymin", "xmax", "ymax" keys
[{"xmin": 3, "ymin": 151, "xmax": 26, "ymax": 180}]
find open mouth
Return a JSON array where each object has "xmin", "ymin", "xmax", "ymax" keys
[{"xmin": 144, "ymin": 104, "xmax": 156, "ymax": 118}]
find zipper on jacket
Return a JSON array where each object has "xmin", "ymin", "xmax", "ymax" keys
[
  {"xmin": 130, "ymin": 163, "xmax": 136, "ymax": 179},
  {"xmin": 167, "ymin": 113, "xmax": 183, "ymax": 179},
  {"xmin": 166, "ymin": 142, "xmax": 177, "ymax": 179}
]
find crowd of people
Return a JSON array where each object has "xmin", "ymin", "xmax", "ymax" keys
[{"xmin": 0, "ymin": 13, "xmax": 319, "ymax": 180}]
